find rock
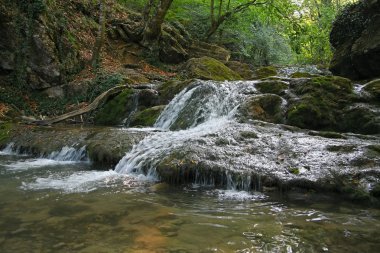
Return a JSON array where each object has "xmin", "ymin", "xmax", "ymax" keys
[
  {"xmin": 119, "ymin": 68, "xmax": 150, "ymax": 85},
  {"xmin": 43, "ymin": 86, "xmax": 65, "ymax": 98},
  {"xmin": 93, "ymin": 89, "xmax": 136, "ymax": 126},
  {"xmin": 286, "ymin": 76, "xmax": 353, "ymax": 130},
  {"xmin": 339, "ymin": 105, "xmax": 380, "ymax": 135},
  {"xmin": 253, "ymin": 66, "xmax": 278, "ymax": 79},
  {"xmin": 290, "ymin": 72, "xmax": 319, "ymax": 78},
  {"xmin": 238, "ymin": 94, "xmax": 284, "ymax": 123},
  {"xmin": 159, "ymin": 24, "xmax": 189, "ymax": 64},
  {"xmin": 225, "ymin": 61, "xmax": 254, "ymax": 79},
  {"xmin": 363, "ymin": 79, "xmax": 380, "ymax": 101},
  {"xmin": 183, "ymin": 57, "xmax": 241, "ymax": 81},
  {"xmin": 130, "ymin": 105, "xmax": 165, "ymax": 127},
  {"xmin": 137, "ymin": 89, "xmax": 160, "ymax": 108},
  {"xmin": 329, "ymin": 1, "xmax": 380, "ymax": 80},
  {"xmin": 188, "ymin": 41, "xmax": 231, "ymax": 62},
  {"xmin": 157, "ymin": 79, "xmax": 194, "ymax": 104},
  {"xmin": 255, "ymin": 80, "xmax": 288, "ymax": 95}
]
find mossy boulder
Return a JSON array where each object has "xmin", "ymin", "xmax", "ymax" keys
[
  {"xmin": 130, "ymin": 105, "xmax": 166, "ymax": 127},
  {"xmin": 287, "ymin": 76, "xmax": 353, "ymax": 130},
  {"xmin": 253, "ymin": 66, "xmax": 278, "ymax": 79},
  {"xmin": 225, "ymin": 61, "xmax": 254, "ymax": 79},
  {"xmin": 183, "ymin": 57, "xmax": 241, "ymax": 81},
  {"xmin": 94, "ymin": 89, "xmax": 135, "ymax": 126},
  {"xmin": 363, "ymin": 79, "xmax": 380, "ymax": 101},
  {"xmin": 158, "ymin": 79, "xmax": 194, "ymax": 104},
  {"xmin": 238, "ymin": 94, "xmax": 284, "ymax": 123},
  {"xmin": 290, "ymin": 72, "xmax": 319, "ymax": 78},
  {"xmin": 255, "ymin": 80, "xmax": 288, "ymax": 95},
  {"xmin": 0, "ymin": 122, "xmax": 13, "ymax": 146},
  {"xmin": 339, "ymin": 106, "xmax": 380, "ymax": 135}
]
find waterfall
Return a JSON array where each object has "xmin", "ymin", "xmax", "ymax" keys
[
  {"xmin": 47, "ymin": 146, "xmax": 88, "ymax": 162},
  {"xmin": 115, "ymin": 80, "xmax": 256, "ymax": 176}
]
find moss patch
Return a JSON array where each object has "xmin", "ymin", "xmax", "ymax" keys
[
  {"xmin": 94, "ymin": 89, "xmax": 135, "ymax": 126},
  {"xmin": 290, "ymin": 72, "xmax": 319, "ymax": 78},
  {"xmin": 254, "ymin": 66, "xmax": 277, "ymax": 79},
  {"xmin": 256, "ymin": 80, "xmax": 288, "ymax": 95},
  {"xmin": 158, "ymin": 79, "xmax": 194, "ymax": 104},
  {"xmin": 130, "ymin": 105, "xmax": 166, "ymax": 127},
  {"xmin": 0, "ymin": 122, "xmax": 13, "ymax": 146},
  {"xmin": 183, "ymin": 57, "xmax": 242, "ymax": 81},
  {"xmin": 286, "ymin": 76, "xmax": 353, "ymax": 130}
]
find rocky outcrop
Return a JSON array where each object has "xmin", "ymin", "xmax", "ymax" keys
[
  {"xmin": 330, "ymin": 0, "xmax": 380, "ymax": 80},
  {"xmin": 0, "ymin": 1, "xmax": 82, "ymax": 90},
  {"xmin": 183, "ymin": 57, "xmax": 241, "ymax": 81}
]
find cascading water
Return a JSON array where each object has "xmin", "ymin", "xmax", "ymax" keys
[{"xmin": 115, "ymin": 80, "xmax": 258, "ymax": 180}]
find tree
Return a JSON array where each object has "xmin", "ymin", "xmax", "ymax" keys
[
  {"xmin": 206, "ymin": 0, "xmax": 267, "ymax": 40},
  {"xmin": 142, "ymin": 0, "xmax": 174, "ymax": 45},
  {"xmin": 91, "ymin": 0, "xmax": 107, "ymax": 68}
]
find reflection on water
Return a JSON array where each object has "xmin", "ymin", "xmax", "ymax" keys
[{"xmin": 0, "ymin": 154, "xmax": 380, "ymax": 253}]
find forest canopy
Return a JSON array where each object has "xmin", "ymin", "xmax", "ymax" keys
[{"xmin": 119, "ymin": 0, "xmax": 358, "ymax": 66}]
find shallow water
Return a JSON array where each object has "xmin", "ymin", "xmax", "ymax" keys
[{"xmin": 1, "ymin": 154, "xmax": 380, "ymax": 253}]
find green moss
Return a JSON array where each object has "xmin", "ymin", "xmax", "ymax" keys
[
  {"xmin": 256, "ymin": 81, "xmax": 288, "ymax": 95},
  {"xmin": 254, "ymin": 66, "xmax": 277, "ymax": 79},
  {"xmin": 367, "ymin": 145, "xmax": 380, "ymax": 154},
  {"xmin": 158, "ymin": 79, "xmax": 193, "ymax": 103},
  {"xmin": 94, "ymin": 89, "xmax": 134, "ymax": 126},
  {"xmin": 184, "ymin": 57, "xmax": 242, "ymax": 81},
  {"xmin": 130, "ymin": 105, "xmax": 165, "ymax": 127},
  {"xmin": 290, "ymin": 72, "xmax": 319, "ymax": 78},
  {"xmin": 326, "ymin": 145, "xmax": 356, "ymax": 152},
  {"xmin": 288, "ymin": 167, "xmax": 300, "ymax": 175},
  {"xmin": 0, "ymin": 123, "xmax": 13, "ymax": 146},
  {"xmin": 287, "ymin": 76, "xmax": 354, "ymax": 131}
]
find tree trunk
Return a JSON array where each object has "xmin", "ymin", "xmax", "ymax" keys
[
  {"xmin": 142, "ymin": 0, "xmax": 174, "ymax": 44},
  {"xmin": 91, "ymin": 0, "xmax": 106, "ymax": 68}
]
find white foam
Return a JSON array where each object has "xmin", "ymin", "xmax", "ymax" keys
[
  {"xmin": 0, "ymin": 143, "xmax": 16, "ymax": 155},
  {"xmin": 213, "ymin": 189, "xmax": 267, "ymax": 201},
  {"xmin": 5, "ymin": 158, "xmax": 78, "ymax": 171},
  {"xmin": 21, "ymin": 170, "xmax": 119, "ymax": 193}
]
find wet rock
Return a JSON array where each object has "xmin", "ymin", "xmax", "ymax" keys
[
  {"xmin": 238, "ymin": 94, "xmax": 284, "ymax": 124},
  {"xmin": 52, "ymin": 242, "xmax": 66, "ymax": 249},
  {"xmin": 130, "ymin": 105, "xmax": 165, "ymax": 127},
  {"xmin": 339, "ymin": 105, "xmax": 380, "ymax": 135},
  {"xmin": 11, "ymin": 228, "xmax": 28, "ymax": 235},
  {"xmin": 363, "ymin": 79, "xmax": 380, "ymax": 101},
  {"xmin": 290, "ymin": 72, "xmax": 319, "ymax": 78},
  {"xmin": 137, "ymin": 89, "xmax": 160, "ymax": 108},
  {"xmin": 286, "ymin": 76, "xmax": 353, "ymax": 130},
  {"xmin": 255, "ymin": 80, "xmax": 288, "ymax": 95},
  {"xmin": 93, "ymin": 89, "xmax": 136, "ymax": 126},
  {"xmin": 157, "ymin": 79, "xmax": 194, "ymax": 104},
  {"xmin": 183, "ymin": 57, "xmax": 241, "ymax": 81}
]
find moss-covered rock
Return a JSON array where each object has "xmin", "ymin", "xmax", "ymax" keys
[
  {"xmin": 238, "ymin": 94, "xmax": 284, "ymax": 123},
  {"xmin": 287, "ymin": 76, "xmax": 354, "ymax": 130},
  {"xmin": 290, "ymin": 72, "xmax": 319, "ymax": 78},
  {"xmin": 0, "ymin": 122, "xmax": 13, "ymax": 146},
  {"xmin": 183, "ymin": 57, "xmax": 241, "ymax": 81},
  {"xmin": 225, "ymin": 61, "xmax": 254, "ymax": 79},
  {"xmin": 308, "ymin": 131, "xmax": 346, "ymax": 139},
  {"xmin": 253, "ymin": 66, "xmax": 278, "ymax": 79},
  {"xmin": 158, "ymin": 79, "xmax": 194, "ymax": 104},
  {"xmin": 339, "ymin": 106, "xmax": 380, "ymax": 135},
  {"xmin": 255, "ymin": 80, "xmax": 288, "ymax": 95},
  {"xmin": 130, "ymin": 105, "xmax": 165, "ymax": 127},
  {"xmin": 94, "ymin": 89, "xmax": 135, "ymax": 126},
  {"xmin": 363, "ymin": 79, "xmax": 380, "ymax": 101}
]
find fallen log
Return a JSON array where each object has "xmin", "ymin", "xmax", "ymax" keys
[{"xmin": 29, "ymin": 85, "xmax": 130, "ymax": 125}]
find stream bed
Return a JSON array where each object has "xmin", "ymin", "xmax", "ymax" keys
[{"xmin": 1, "ymin": 153, "xmax": 380, "ymax": 253}]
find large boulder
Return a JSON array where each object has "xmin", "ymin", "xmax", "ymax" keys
[
  {"xmin": 183, "ymin": 57, "xmax": 241, "ymax": 81},
  {"xmin": 330, "ymin": 0, "xmax": 380, "ymax": 80}
]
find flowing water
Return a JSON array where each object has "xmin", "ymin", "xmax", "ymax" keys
[{"xmin": 1, "ymin": 80, "xmax": 380, "ymax": 252}]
